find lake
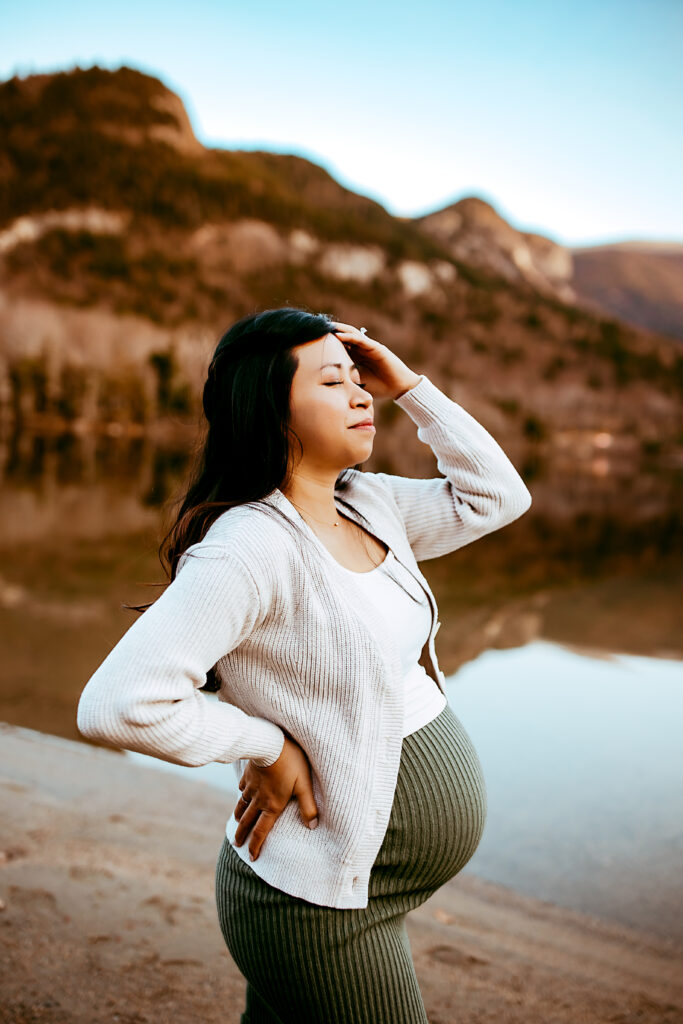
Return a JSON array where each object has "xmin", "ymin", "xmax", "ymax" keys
[
  {"xmin": 124, "ymin": 639, "xmax": 683, "ymax": 944},
  {"xmin": 1, "ymin": 426, "xmax": 682, "ymax": 943}
]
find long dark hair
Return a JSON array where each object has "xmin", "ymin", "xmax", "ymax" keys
[{"xmin": 124, "ymin": 305, "xmax": 369, "ymax": 690}]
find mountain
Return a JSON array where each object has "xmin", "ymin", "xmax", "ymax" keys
[
  {"xmin": 0, "ymin": 64, "xmax": 681, "ymax": 470},
  {"xmin": 570, "ymin": 242, "xmax": 683, "ymax": 342},
  {"xmin": 413, "ymin": 199, "xmax": 683, "ymax": 345},
  {"xmin": 413, "ymin": 197, "xmax": 575, "ymax": 305}
]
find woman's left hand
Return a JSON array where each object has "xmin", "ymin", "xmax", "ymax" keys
[{"xmin": 330, "ymin": 321, "xmax": 422, "ymax": 401}]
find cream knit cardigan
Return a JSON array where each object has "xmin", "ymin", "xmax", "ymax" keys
[{"xmin": 76, "ymin": 373, "xmax": 532, "ymax": 908}]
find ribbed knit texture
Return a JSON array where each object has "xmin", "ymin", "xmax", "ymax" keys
[
  {"xmin": 215, "ymin": 702, "xmax": 488, "ymax": 1024},
  {"xmin": 76, "ymin": 372, "xmax": 531, "ymax": 908}
]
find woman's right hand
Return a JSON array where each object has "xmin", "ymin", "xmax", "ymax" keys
[{"xmin": 232, "ymin": 735, "xmax": 319, "ymax": 861}]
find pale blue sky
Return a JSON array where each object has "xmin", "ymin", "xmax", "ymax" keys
[{"xmin": 2, "ymin": 0, "xmax": 681, "ymax": 247}]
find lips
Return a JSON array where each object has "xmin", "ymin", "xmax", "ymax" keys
[{"xmin": 350, "ymin": 420, "xmax": 375, "ymax": 428}]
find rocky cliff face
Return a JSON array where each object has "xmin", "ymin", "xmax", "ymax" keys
[
  {"xmin": 414, "ymin": 197, "xmax": 576, "ymax": 304},
  {"xmin": 0, "ymin": 65, "xmax": 681, "ymax": 469}
]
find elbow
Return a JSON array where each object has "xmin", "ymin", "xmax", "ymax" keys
[
  {"xmin": 76, "ymin": 688, "xmax": 126, "ymax": 745},
  {"xmin": 501, "ymin": 480, "xmax": 532, "ymax": 523},
  {"xmin": 515, "ymin": 479, "xmax": 533, "ymax": 513},
  {"xmin": 76, "ymin": 685, "xmax": 142, "ymax": 746},
  {"xmin": 76, "ymin": 692, "xmax": 112, "ymax": 744},
  {"xmin": 77, "ymin": 687, "xmax": 203, "ymax": 767}
]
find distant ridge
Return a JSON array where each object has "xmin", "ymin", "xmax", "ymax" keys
[{"xmin": 0, "ymin": 64, "xmax": 680, "ymax": 457}]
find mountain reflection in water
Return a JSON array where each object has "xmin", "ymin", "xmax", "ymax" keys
[{"xmin": 1, "ymin": 426, "xmax": 682, "ymax": 943}]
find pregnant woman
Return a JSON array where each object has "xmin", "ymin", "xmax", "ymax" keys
[{"xmin": 77, "ymin": 307, "xmax": 532, "ymax": 1023}]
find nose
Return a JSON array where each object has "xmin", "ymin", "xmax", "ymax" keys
[{"xmin": 352, "ymin": 387, "xmax": 372, "ymax": 407}]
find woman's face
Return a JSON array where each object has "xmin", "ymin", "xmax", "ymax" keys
[{"xmin": 287, "ymin": 332, "xmax": 375, "ymax": 473}]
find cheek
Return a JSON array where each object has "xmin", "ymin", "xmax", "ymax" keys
[{"xmin": 295, "ymin": 399, "xmax": 348, "ymax": 448}]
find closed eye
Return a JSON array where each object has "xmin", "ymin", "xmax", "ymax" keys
[{"xmin": 324, "ymin": 381, "xmax": 368, "ymax": 389}]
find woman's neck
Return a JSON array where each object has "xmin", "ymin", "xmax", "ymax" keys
[{"xmin": 281, "ymin": 473, "xmax": 341, "ymax": 527}]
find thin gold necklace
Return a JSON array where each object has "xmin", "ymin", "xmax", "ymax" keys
[
  {"xmin": 288, "ymin": 497, "xmax": 342, "ymax": 528},
  {"xmin": 290, "ymin": 497, "xmax": 384, "ymax": 569}
]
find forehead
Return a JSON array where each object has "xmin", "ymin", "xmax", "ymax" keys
[{"xmin": 297, "ymin": 333, "xmax": 360, "ymax": 373}]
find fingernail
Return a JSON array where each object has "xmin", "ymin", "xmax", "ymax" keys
[
  {"xmin": 309, "ymin": 817, "xmax": 319, "ymax": 829},
  {"xmin": 249, "ymin": 852, "xmax": 255, "ymax": 861}
]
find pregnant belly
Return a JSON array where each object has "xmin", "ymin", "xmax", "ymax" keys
[{"xmin": 370, "ymin": 702, "xmax": 488, "ymax": 896}]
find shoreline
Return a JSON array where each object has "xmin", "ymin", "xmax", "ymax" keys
[{"xmin": 1, "ymin": 722, "xmax": 682, "ymax": 1024}]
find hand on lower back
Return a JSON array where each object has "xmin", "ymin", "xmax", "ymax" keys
[{"xmin": 232, "ymin": 736, "xmax": 319, "ymax": 860}]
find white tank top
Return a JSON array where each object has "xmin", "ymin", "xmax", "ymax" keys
[{"xmin": 333, "ymin": 548, "xmax": 447, "ymax": 737}]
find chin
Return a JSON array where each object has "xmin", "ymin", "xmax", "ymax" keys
[{"xmin": 342, "ymin": 441, "xmax": 373, "ymax": 465}]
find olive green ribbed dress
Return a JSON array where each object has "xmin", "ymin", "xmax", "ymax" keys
[{"xmin": 215, "ymin": 701, "xmax": 487, "ymax": 1023}]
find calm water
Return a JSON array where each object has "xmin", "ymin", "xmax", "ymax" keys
[
  {"xmin": 2, "ymin": 427, "xmax": 682, "ymax": 942},
  {"xmin": 125, "ymin": 640, "xmax": 683, "ymax": 944}
]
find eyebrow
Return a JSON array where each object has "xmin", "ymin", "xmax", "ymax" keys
[{"xmin": 320, "ymin": 362, "xmax": 360, "ymax": 371}]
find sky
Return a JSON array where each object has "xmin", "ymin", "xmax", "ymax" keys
[{"xmin": 2, "ymin": 0, "xmax": 681, "ymax": 248}]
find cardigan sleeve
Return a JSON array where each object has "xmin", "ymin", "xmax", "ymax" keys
[
  {"xmin": 371, "ymin": 373, "xmax": 532, "ymax": 561},
  {"xmin": 76, "ymin": 545, "xmax": 286, "ymax": 768}
]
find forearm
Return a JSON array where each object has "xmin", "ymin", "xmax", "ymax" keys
[{"xmin": 374, "ymin": 374, "xmax": 532, "ymax": 560}]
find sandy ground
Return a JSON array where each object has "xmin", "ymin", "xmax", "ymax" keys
[{"xmin": 1, "ymin": 723, "xmax": 682, "ymax": 1024}]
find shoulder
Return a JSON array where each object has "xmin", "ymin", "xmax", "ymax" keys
[
  {"xmin": 178, "ymin": 500, "xmax": 303, "ymax": 582},
  {"xmin": 336, "ymin": 468, "xmax": 402, "ymax": 518}
]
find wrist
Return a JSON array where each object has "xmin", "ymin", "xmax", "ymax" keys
[{"xmin": 392, "ymin": 372, "xmax": 422, "ymax": 401}]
